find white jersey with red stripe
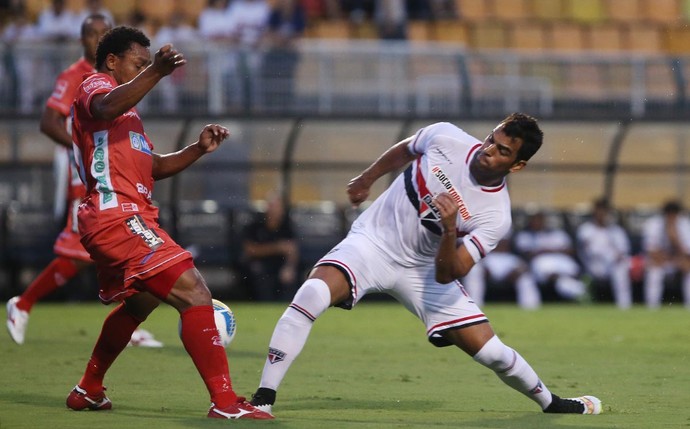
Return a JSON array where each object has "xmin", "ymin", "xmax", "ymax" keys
[
  {"xmin": 350, "ymin": 122, "xmax": 512, "ymax": 266},
  {"xmin": 316, "ymin": 122, "xmax": 515, "ymax": 345}
]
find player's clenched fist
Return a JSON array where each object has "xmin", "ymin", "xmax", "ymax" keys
[{"xmin": 152, "ymin": 44, "xmax": 186, "ymax": 76}]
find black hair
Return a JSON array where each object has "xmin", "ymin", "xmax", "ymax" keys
[
  {"xmin": 593, "ymin": 197, "xmax": 610, "ymax": 210},
  {"xmin": 95, "ymin": 26, "xmax": 150, "ymax": 70},
  {"xmin": 80, "ymin": 13, "xmax": 110, "ymax": 38},
  {"xmin": 500, "ymin": 112, "xmax": 544, "ymax": 162},
  {"xmin": 663, "ymin": 200, "xmax": 683, "ymax": 215}
]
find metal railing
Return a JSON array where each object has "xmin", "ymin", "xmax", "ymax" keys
[{"xmin": 2, "ymin": 39, "xmax": 690, "ymax": 119}]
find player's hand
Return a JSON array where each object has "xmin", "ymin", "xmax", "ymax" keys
[
  {"xmin": 151, "ymin": 44, "xmax": 186, "ymax": 77},
  {"xmin": 196, "ymin": 124, "xmax": 229, "ymax": 153},
  {"xmin": 432, "ymin": 193, "xmax": 459, "ymax": 233},
  {"xmin": 347, "ymin": 174, "xmax": 372, "ymax": 208}
]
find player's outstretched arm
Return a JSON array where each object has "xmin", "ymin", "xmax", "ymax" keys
[
  {"xmin": 152, "ymin": 124, "xmax": 229, "ymax": 180},
  {"xmin": 347, "ymin": 138, "xmax": 416, "ymax": 207},
  {"xmin": 91, "ymin": 45, "xmax": 186, "ymax": 121}
]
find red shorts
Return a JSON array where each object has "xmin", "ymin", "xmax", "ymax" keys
[{"xmin": 80, "ymin": 213, "xmax": 193, "ymax": 303}]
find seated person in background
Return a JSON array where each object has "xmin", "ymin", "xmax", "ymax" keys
[
  {"xmin": 463, "ymin": 234, "xmax": 541, "ymax": 309},
  {"xmin": 642, "ymin": 200, "xmax": 690, "ymax": 309},
  {"xmin": 576, "ymin": 198, "xmax": 632, "ymax": 309},
  {"xmin": 241, "ymin": 192, "xmax": 300, "ymax": 301},
  {"xmin": 514, "ymin": 210, "xmax": 587, "ymax": 301}
]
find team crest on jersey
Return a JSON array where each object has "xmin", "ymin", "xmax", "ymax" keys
[
  {"xmin": 431, "ymin": 166, "xmax": 471, "ymax": 220},
  {"xmin": 530, "ymin": 380, "xmax": 544, "ymax": 395},
  {"xmin": 125, "ymin": 214, "xmax": 164, "ymax": 250},
  {"xmin": 267, "ymin": 347, "xmax": 286, "ymax": 364},
  {"xmin": 129, "ymin": 132, "xmax": 152, "ymax": 155}
]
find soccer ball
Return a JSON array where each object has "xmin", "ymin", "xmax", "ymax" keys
[
  {"xmin": 211, "ymin": 299, "xmax": 237, "ymax": 347},
  {"xmin": 178, "ymin": 299, "xmax": 236, "ymax": 347}
]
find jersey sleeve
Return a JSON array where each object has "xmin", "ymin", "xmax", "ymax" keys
[
  {"xmin": 461, "ymin": 214, "xmax": 511, "ymax": 263},
  {"xmin": 45, "ymin": 70, "xmax": 80, "ymax": 116},
  {"xmin": 77, "ymin": 75, "xmax": 114, "ymax": 119}
]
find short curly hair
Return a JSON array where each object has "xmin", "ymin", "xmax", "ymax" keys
[
  {"xmin": 96, "ymin": 26, "xmax": 150, "ymax": 70},
  {"xmin": 499, "ymin": 112, "xmax": 544, "ymax": 162}
]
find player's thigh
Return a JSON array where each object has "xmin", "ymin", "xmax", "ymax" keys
[
  {"xmin": 124, "ymin": 291, "xmax": 161, "ymax": 321},
  {"xmin": 393, "ymin": 266, "xmax": 487, "ymax": 341},
  {"xmin": 163, "ymin": 267, "xmax": 212, "ymax": 311}
]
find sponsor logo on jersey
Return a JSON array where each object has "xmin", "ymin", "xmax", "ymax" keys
[
  {"xmin": 51, "ymin": 79, "xmax": 68, "ymax": 100},
  {"xmin": 136, "ymin": 183, "xmax": 152, "ymax": 201},
  {"xmin": 129, "ymin": 132, "xmax": 152, "ymax": 155},
  {"xmin": 125, "ymin": 214, "xmax": 164, "ymax": 250},
  {"xmin": 431, "ymin": 166, "xmax": 471, "ymax": 220},
  {"xmin": 267, "ymin": 347, "xmax": 286, "ymax": 364},
  {"xmin": 91, "ymin": 130, "xmax": 118, "ymax": 210},
  {"xmin": 121, "ymin": 202, "xmax": 139, "ymax": 212},
  {"xmin": 83, "ymin": 77, "xmax": 111, "ymax": 94}
]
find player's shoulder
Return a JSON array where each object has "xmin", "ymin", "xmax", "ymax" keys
[{"xmin": 417, "ymin": 122, "xmax": 479, "ymax": 150}]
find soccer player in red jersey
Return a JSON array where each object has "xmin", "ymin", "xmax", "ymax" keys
[
  {"xmin": 5, "ymin": 15, "xmax": 161, "ymax": 348},
  {"xmin": 64, "ymin": 26, "xmax": 272, "ymax": 419}
]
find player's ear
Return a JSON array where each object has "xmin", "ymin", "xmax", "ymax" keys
[
  {"xmin": 105, "ymin": 52, "xmax": 118, "ymax": 71},
  {"xmin": 509, "ymin": 160, "xmax": 526, "ymax": 173}
]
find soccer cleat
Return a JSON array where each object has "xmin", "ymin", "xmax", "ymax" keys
[
  {"xmin": 66, "ymin": 385, "xmax": 112, "ymax": 411},
  {"xmin": 544, "ymin": 394, "xmax": 602, "ymax": 415},
  {"xmin": 127, "ymin": 328, "xmax": 164, "ymax": 348},
  {"xmin": 250, "ymin": 387, "xmax": 276, "ymax": 416},
  {"xmin": 207, "ymin": 397, "xmax": 274, "ymax": 420},
  {"xmin": 6, "ymin": 297, "xmax": 29, "ymax": 345}
]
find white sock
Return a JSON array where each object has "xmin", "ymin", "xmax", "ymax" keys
[
  {"xmin": 473, "ymin": 335, "xmax": 553, "ymax": 409},
  {"xmin": 515, "ymin": 272, "xmax": 541, "ymax": 310},
  {"xmin": 258, "ymin": 279, "xmax": 331, "ymax": 392},
  {"xmin": 644, "ymin": 267, "xmax": 664, "ymax": 308},
  {"xmin": 612, "ymin": 260, "xmax": 632, "ymax": 309}
]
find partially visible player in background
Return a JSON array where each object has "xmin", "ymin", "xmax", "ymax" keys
[
  {"xmin": 642, "ymin": 200, "xmax": 690, "ymax": 309},
  {"xmin": 5, "ymin": 14, "xmax": 161, "ymax": 348}
]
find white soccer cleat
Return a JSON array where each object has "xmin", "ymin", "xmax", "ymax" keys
[
  {"xmin": 6, "ymin": 296, "xmax": 29, "ymax": 345},
  {"xmin": 127, "ymin": 328, "xmax": 163, "ymax": 348},
  {"xmin": 544, "ymin": 394, "xmax": 602, "ymax": 415},
  {"xmin": 576, "ymin": 395, "xmax": 602, "ymax": 415}
]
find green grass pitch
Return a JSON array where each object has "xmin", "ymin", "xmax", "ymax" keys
[{"xmin": 1, "ymin": 301, "xmax": 689, "ymax": 428}]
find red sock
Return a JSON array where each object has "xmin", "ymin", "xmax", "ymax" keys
[
  {"xmin": 79, "ymin": 303, "xmax": 141, "ymax": 395},
  {"xmin": 17, "ymin": 257, "xmax": 80, "ymax": 312},
  {"xmin": 180, "ymin": 305, "xmax": 237, "ymax": 408}
]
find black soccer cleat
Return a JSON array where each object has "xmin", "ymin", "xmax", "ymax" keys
[{"xmin": 543, "ymin": 394, "xmax": 602, "ymax": 414}]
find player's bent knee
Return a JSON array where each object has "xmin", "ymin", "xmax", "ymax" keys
[
  {"xmin": 472, "ymin": 335, "xmax": 515, "ymax": 372},
  {"xmin": 287, "ymin": 279, "xmax": 331, "ymax": 321}
]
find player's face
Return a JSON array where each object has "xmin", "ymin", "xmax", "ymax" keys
[
  {"xmin": 474, "ymin": 127, "xmax": 525, "ymax": 175},
  {"xmin": 81, "ymin": 19, "xmax": 111, "ymax": 64},
  {"xmin": 110, "ymin": 43, "xmax": 151, "ymax": 84}
]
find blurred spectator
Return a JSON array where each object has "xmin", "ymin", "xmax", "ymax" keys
[
  {"xmin": 463, "ymin": 234, "xmax": 541, "ymax": 309},
  {"xmin": 514, "ymin": 210, "xmax": 588, "ymax": 302},
  {"xmin": 77, "ymin": 0, "xmax": 114, "ymax": 26},
  {"xmin": 36, "ymin": 0, "xmax": 80, "ymax": 41},
  {"xmin": 153, "ymin": 10, "xmax": 198, "ymax": 112},
  {"xmin": 241, "ymin": 192, "xmax": 300, "ymax": 301},
  {"xmin": 261, "ymin": 0, "xmax": 306, "ymax": 109},
  {"xmin": 341, "ymin": 0, "xmax": 374, "ymax": 24},
  {"xmin": 642, "ymin": 200, "xmax": 690, "ymax": 309},
  {"xmin": 225, "ymin": 0, "xmax": 270, "ymax": 108},
  {"xmin": 198, "ymin": 0, "xmax": 232, "ymax": 40},
  {"xmin": 374, "ymin": 0, "xmax": 407, "ymax": 40},
  {"xmin": 2, "ymin": 3, "xmax": 41, "ymax": 113},
  {"xmin": 122, "ymin": 8, "xmax": 154, "ymax": 38},
  {"xmin": 576, "ymin": 198, "xmax": 632, "ymax": 309}
]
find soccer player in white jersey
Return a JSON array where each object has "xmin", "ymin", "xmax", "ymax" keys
[
  {"xmin": 249, "ymin": 113, "xmax": 602, "ymax": 416},
  {"xmin": 576, "ymin": 198, "xmax": 632, "ymax": 309},
  {"xmin": 642, "ymin": 200, "xmax": 690, "ymax": 309}
]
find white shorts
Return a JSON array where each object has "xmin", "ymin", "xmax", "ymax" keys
[{"xmin": 316, "ymin": 232, "xmax": 488, "ymax": 347}]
